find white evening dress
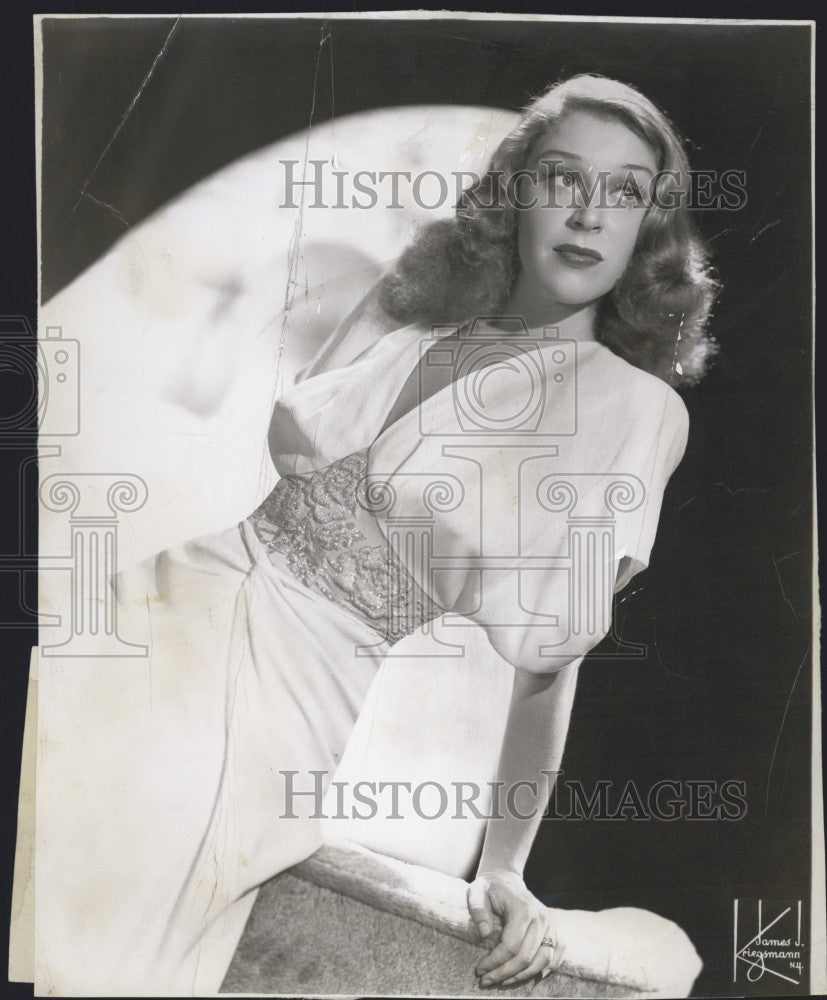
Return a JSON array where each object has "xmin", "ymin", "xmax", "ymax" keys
[{"xmin": 35, "ymin": 320, "xmax": 689, "ymax": 996}]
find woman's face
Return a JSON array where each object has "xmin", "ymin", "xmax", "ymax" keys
[{"xmin": 514, "ymin": 110, "xmax": 659, "ymax": 313}]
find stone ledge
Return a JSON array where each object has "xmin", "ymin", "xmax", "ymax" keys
[{"xmin": 222, "ymin": 841, "xmax": 701, "ymax": 997}]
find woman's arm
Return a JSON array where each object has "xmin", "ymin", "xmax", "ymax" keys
[
  {"xmin": 467, "ymin": 660, "xmax": 581, "ymax": 987},
  {"xmin": 478, "ymin": 662, "xmax": 580, "ymax": 876},
  {"xmin": 290, "ymin": 265, "xmax": 395, "ymax": 384}
]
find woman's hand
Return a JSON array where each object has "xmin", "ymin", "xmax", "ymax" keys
[{"xmin": 467, "ymin": 870, "xmax": 564, "ymax": 987}]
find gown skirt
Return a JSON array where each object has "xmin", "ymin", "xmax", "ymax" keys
[{"xmin": 36, "ymin": 518, "xmax": 387, "ymax": 996}]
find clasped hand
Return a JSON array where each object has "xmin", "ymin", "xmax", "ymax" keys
[{"xmin": 467, "ymin": 870, "xmax": 563, "ymax": 988}]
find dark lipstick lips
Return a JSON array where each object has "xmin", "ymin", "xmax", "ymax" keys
[{"xmin": 553, "ymin": 244, "xmax": 604, "ymax": 261}]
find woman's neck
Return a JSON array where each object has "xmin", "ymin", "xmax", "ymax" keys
[{"xmin": 503, "ymin": 278, "xmax": 599, "ymax": 342}]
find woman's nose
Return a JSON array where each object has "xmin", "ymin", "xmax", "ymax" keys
[
  {"xmin": 566, "ymin": 203, "xmax": 603, "ymax": 232},
  {"xmin": 565, "ymin": 176, "xmax": 604, "ymax": 231}
]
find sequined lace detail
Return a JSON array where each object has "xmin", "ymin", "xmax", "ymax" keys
[{"xmin": 248, "ymin": 450, "xmax": 442, "ymax": 644}]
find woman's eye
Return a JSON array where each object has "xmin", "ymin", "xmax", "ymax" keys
[
  {"xmin": 535, "ymin": 162, "xmax": 581, "ymax": 189},
  {"xmin": 544, "ymin": 167, "xmax": 578, "ymax": 187},
  {"xmin": 618, "ymin": 179, "xmax": 645, "ymax": 204}
]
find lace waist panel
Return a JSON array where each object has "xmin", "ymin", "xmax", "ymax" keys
[{"xmin": 248, "ymin": 449, "xmax": 443, "ymax": 644}]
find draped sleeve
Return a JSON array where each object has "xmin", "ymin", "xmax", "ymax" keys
[
  {"xmin": 293, "ymin": 277, "xmax": 397, "ymax": 384},
  {"xmin": 366, "ymin": 340, "xmax": 689, "ymax": 674},
  {"xmin": 611, "ymin": 384, "xmax": 689, "ymax": 590}
]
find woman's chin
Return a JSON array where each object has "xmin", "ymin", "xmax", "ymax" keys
[{"xmin": 514, "ymin": 287, "xmax": 606, "ymax": 323}]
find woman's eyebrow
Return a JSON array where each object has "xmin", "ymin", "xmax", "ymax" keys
[
  {"xmin": 620, "ymin": 162, "xmax": 655, "ymax": 177},
  {"xmin": 533, "ymin": 148, "xmax": 654, "ymax": 177},
  {"xmin": 532, "ymin": 147, "xmax": 581, "ymax": 164}
]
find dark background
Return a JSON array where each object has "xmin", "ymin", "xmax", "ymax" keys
[{"xmin": 1, "ymin": 9, "xmax": 817, "ymax": 999}]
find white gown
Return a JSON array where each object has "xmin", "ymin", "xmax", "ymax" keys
[{"xmin": 34, "ymin": 321, "xmax": 689, "ymax": 996}]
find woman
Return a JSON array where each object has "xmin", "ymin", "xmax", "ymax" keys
[
  {"xmin": 41, "ymin": 74, "xmax": 717, "ymax": 995},
  {"xmin": 281, "ymin": 73, "xmax": 718, "ymax": 991}
]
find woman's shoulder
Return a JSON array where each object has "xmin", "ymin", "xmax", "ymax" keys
[
  {"xmin": 576, "ymin": 340, "xmax": 689, "ymax": 431},
  {"xmin": 294, "ymin": 274, "xmax": 416, "ymax": 382},
  {"xmin": 527, "ymin": 339, "xmax": 689, "ymax": 479}
]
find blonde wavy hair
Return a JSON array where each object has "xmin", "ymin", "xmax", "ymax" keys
[{"xmin": 379, "ymin": 74, "xmax": 720, "ymax": 386}]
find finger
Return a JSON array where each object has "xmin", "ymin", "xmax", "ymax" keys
[
  {"xmin": 475, "ymin": 912, "xmax": 537, "ymax": 981},
  {"xmin": 501, "ymin": 924, "xmax": 565, "ymax": 986},
  {"xmin": 478, "ymin": 915, "xmax": 546, "ymax": 985},
  {"xmin": 466, "ymin": 881, "xmax": 496, "ymax": 941},
  {"xmin": 475, "ymin": 911, "xmax": 530, "ymax": 975},
  {"xmin": 500, "ymin": 947, "xmax": 553, "ymax": 987}
]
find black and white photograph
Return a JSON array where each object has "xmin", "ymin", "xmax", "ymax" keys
[{"xmin": 0, "ymin": 10, "xmax": 821, "ymax": 999}]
